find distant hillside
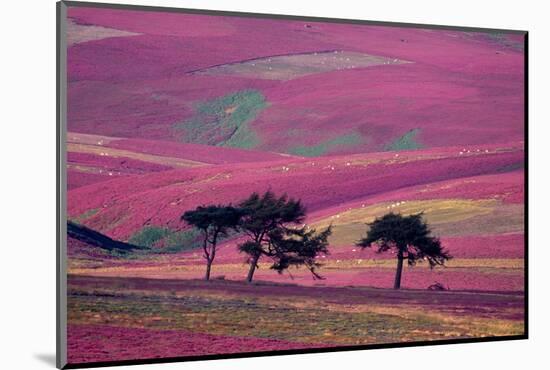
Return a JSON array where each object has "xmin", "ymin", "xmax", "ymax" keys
[
  {"xmin": 67, "ymin": 7, "xmax": 524, "ymax": 156},
  {"xmin": 67, "ymin": 143, "xmax": 524, "ymax": 240}
]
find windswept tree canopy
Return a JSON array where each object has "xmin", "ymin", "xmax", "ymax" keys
[
  {"xmin": 357, "ymin": 212, "xmax": 451, "ymax": 289},
  {"xmin": 182, "ymin": 205, "xmax": 243, "ymax": 234},
  {"xmin": 238, "ymin": 191, "xmax": 331, "ymax": 281},
  {"xmin": 269, "ymin": 225, "xmax": 332, "ymax": 280},
  {"xmin": 182, "ymin": 204, "xmax": 243, "ymax": 280},
  {"xmin": 357, "ymin": 212, "xmax": 451, "ymax": 267},
  {"xmin": 239, "ymin": 191, "xmax": 306, "ymax": 241}
]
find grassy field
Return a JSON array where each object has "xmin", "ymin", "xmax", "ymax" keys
[{"xmin": 67, "ymin": 275, "xmax": 524, "ymax": 363}]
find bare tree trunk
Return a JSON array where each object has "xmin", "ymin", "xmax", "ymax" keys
[
  {"xmin": 205, "ymin": 232, "xmax": 218, "ymax": 282},
  {"xmin": 394, "ymin": 250, "xmax": 404, "ymax": 289},
  {"xmin": 205, "ymin": 258, "xmax": 212, "ymax": 281},
  {"xmin": 246, "ymin": 254, "xmax": 260, "ymax": 283},
  {"xmin": 202, "ymin": 234, "xmax": 211, "ymax": 281}
]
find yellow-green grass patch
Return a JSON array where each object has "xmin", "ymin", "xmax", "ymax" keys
[
  {"xmin": 69, "ymin": 258, "xmax": 523, "ymax": 278},
  {"xmin": 310, "ymin": 199, "xmax": 523, "ymax": 245},
  {"xmin": 67, "ymin": 18, "xmax": 141, "ymax": 46},
  {"xmin": 68, "ymin": 143, "xmax": 206, "ymax": 168},
  {"xmin": 191, "ymin": 51, "xmax": 410, "ymax": 81}
]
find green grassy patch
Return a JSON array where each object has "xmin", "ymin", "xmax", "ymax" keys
[
  {"xmin": 124, "ymin": 227, "xmax": 203, "ymax": 257},
  {"xmin": 70, "ymin": 208, "xmax": 99, "ymax": 224},
  {"xmin": 484, "ymin": 32, "xmax": 524, "ymax": 51},
  {"xmin": 124, "ymin": 227, "xmax": 241, "ymax": 258},
  {"xmin": 161, "ymin": 229, "xmax": 203, "ymax": 253},
  {"xmin": 174, "ymin": 90, "xmax": 267, "ymax": 149},
  {"xmin": 289, "ymin": 133, "xmax": 363, "ymax": 157},
  {"xmin": 128, "ymin": 226, "xmax": 170, "ymax": 248},
  {"xmin": 385, "ymin": 128, "xmax": 422, "ymax": 151},
  {"xmin": 497, "ymin": 162, "xmax": 524, "ymax": 173}
]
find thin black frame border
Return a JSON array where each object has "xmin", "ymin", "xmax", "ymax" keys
[{"xmin": 56, "ymin": 1, "xmax": 529, "ymax": 369}]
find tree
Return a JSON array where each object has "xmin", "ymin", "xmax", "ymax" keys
[
  {"xmin": 182, "ymin": 205, "xmax": 243, "ymax": 281},
  {"xmin": 238, "ymin": 191, "xmax": 331, "ymax": 282},
  {"xmin": 356, "ymin": 212, "xmax": 451, "ymax": 289},
  {"xmin": 269, "ymin": 225, "xmax": 332, "ymax": 280}
]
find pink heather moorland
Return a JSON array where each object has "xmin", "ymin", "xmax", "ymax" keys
[{"xmin": 64, "ymin": 5, "xmax": 526, "ymax": 366}]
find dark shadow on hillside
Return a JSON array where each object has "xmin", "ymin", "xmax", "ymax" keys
[{"xmin": 68, "ymin": 221, "xmax": 142, "ymax": 252}]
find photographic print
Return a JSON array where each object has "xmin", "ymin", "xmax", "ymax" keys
[{"xmin": 58, "ymin": 1, "xmax": 527, "ymax": 367}]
